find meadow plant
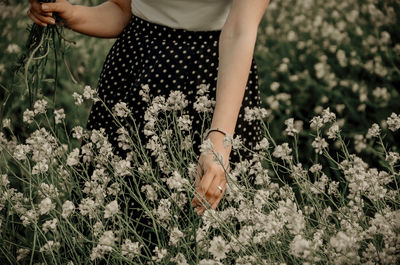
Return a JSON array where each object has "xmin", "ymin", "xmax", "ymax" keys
[
  {"xmin": 1, "ymin": 0, "xmax": 400, "ymax": 264},
  {"xmin": 1, "ymin": 83, "xmax": 399, "ymax": 264}
]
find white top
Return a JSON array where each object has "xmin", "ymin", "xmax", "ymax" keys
[{"xmin": 130, "ymin": 0, "xmax": 233, "ymax": 31}]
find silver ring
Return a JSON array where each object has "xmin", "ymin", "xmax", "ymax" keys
[{"xmin": 217, "ymin": 185, "xmax": 223, "ymax": 192}]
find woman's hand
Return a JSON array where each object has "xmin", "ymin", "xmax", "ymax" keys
[
  {"xmin": 27, "ymin": 0, "xmax": 75, "ymax": 27},
  {"xmin": 191, "ymin": 132, "xmax": 232, "ymax": 216}
]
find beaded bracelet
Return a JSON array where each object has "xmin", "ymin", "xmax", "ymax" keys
[{"xmin": 203, "ymin": 127, "xmax": 228, "ymax": 141}]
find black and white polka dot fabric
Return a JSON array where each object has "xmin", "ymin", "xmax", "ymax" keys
[{"xmin": 86, "ymin": 14, "xmax": 263, "ymax": 166}]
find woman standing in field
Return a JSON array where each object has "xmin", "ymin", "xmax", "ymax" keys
[{"xmin": 28, "ymin": 0, "xmax": 269, "ymax": 251}]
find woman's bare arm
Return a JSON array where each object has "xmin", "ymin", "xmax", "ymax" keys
[
  {"xmin": 192, "ymin": 0, "xmax": 270, "ymax": 215},
  {"xmin": 207, "ymin": 0, "xmax": 270, "ymax": 152},
  {"xmin": 28, "ymin": 0, "xmax": 132, "ymax": 38}
]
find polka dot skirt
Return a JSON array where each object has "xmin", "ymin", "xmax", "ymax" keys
[{"xmin": 86, "ymin": 14, "xmax": 263, "ymax": 165}]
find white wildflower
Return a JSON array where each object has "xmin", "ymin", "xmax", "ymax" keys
[
  {"xmin": 199, "ymin": 138, "xmax": 214, "ymax": 155},
  {"xmin": 177, "ymin": 115, "xmax": 192, "ymax": 131},
  {"xmin": 66, "ymin": 148, "xmax": 80, "ymax": 166},
  {"xmin": 79, "ymin": 197, "xmax": 99, "ymax": 219},
  {"xmin": 196, "ymin": 83, "xmax": 211, "ymax": 96},
  {"xmin": 6, "ymin": 43, "xmax": 21, "ymax": 53},
  {"xmin": 0, "ymin": 174, "xmax": 9, "ymax": 187},
  {"xmin": 272, "ymin": 143, "xmax": 292, "ymax": 161},
  {"xmin": 139, "ymin": 84, "xmax": 151, "ymax": 102},
  {"xmin": 284, "ymin": 118, "xmax": 298, "ymax": 136},
  {"xmin": 270, "ymin": 81, "xmax": 280, "ymax": 91},
  {"xmin": 33, "ymin": 99, "xmax": 48, "ymax": 115},
  {"xmin": 104, "ymin": 200, "xmax": 119, "ymax": 219},
  {"xmin": 326, "ymin": 123, "xmax": 339, "ymax": 139},
  {"xmin": 83, "ymin": 85, "xmax": 99, "ymax": 101},
  {"xmin": 113, "ymin": 102, "xmax": 131, "ymax": 118},
  {"xmin": 151, "ymin": 246, "xmax": 168, "ymax": 262},
  {"xmin": 166, "ymin": 90, "xmax": 189, "ymax": 111},
  {"xmin": 354, "ymin": 134, "xmax": 366, "ymax": 153},
  {"xmin": 90, "ymin": 230, "xmax": 119, "ymax": 261},
  {"xmin": 366, "ymin": 123, "xmax": 380, "ymax": 138},
  {"xmin": 166, "ymin": 170, "xmax": 190, "ymax": 191},
  {"xmin": 140, "ymin": 185, "xmax": 158, "ymax": 201},
  {"xmin": 312, "ymin": 136, "xmax": 328, "ymax": 154},
  {"xmin": 169, "ymin": 226, "xmax": 185, "ymax": 246},
  {"xmin": 23, "ymin": 109, "xmax": 35, "ymax": 124},
  {"xmin": 208, "ymin": 235, "xmax": 230, "ymax": 260},
  {"xmin": 116, "ymin": 127, "xmax": 131, "ymax": 150},
  {"xmin": 199, "ymin": 260, "xmax": 223, "ymax": 265},
  {"xmin": 386, "ymin": 113, "xmax": 400, "ymax": 131},
  {"xmin": 54, "ymin": 108, "xmax": 65, "ymax": 124},
  {"xmin": 21, "ymin": 209, "xmax": 39, "ymax": 227},
  {"xmin": 93, "ymin": 221, "xmax": 104, "ymax": 237},
  {"xmin": 372, "ymin": 87, "xmax": 390, "ymax": 101},
  {"xmin": 152, "ymin": 198, "xmax": 171, "ymax": 223},
  {"xmin": 385, "ymin": 152, "xmax": 400, "ymax": 166},
  {"xmin": 16, "ymin": 248, "xmax": 30, "ymax": 261},
  {"xmin": 121, "ymin": 239, "xmax": 142, "ymax": 260},
  {"xmin": 72, "ymin": 126, "xmax": 84, "ymax": 140},
  {"xmin": 2, "ymin": 118, "xmax": 10, "ymax": 129},
  {"xmin": 32, "ymin": 161, "xmax": 49, "ymax": 175},
  {"xmin": 255, "ymin": 137, "xmax": 269, "ymax": 150},
  {"xmin": 193, "ymin": 95, "xmax": 215, "ymax": 113},
  {"xmin": 114, "ymin": 159, "xmax": 132, "ymax": 176},
  {"xmin": 99, "ymin": 230, "xmax": 118, "ymax": 249},
  {"xmin": 171, "ymin": 253, "xmax": 189, "ymax": 265},
  {"xmin": 222, "ymin": 133, "xmax": 242, "ymax": 150},
  {"xmin": 13, "ymin": 144, "xmax": 30, "ymax": 161},
  {"xmin": 181, "ymin": 135, "xmax": 193, "ymax": 151},
  {"xmin": 328, "ymin": 181, "xmax": 340, "ymax": 197},
  {"xmin": 244, "ymin": 106, "xmax": 269, "ymax": 122},
  {"xmin": 72, "ymin": 92, "xmax": 83, "ymax": 105},
  {"xmin": 62, "ymin": 200, "xmax": 75, "ymax": 218},
  {"xmin": 38, "ymin": 197, "xmax": 55, "ymax": 215},
  {"xmin": 310, "ymin": 116, "xmax": 324, "ymax": 130},
  {"xmin": 289, "ymin": 234, "xmax": 313, "ymax": 260},
  {"xmin": 39, "ymin": 240, "xmax": 60, "ymax": 253},
  {"xmin": 42, "ymin": 218, "xmax": 58, "ymax": 233},
  {"xmin": 309, "ymin": 163, "xmax": 322, "ymax": 174}
]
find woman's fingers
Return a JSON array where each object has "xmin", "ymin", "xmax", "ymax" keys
[
  {"xmin": 192, "ymin": 173, "xmax": 212, "ymax": 210},
  {"xmin": 192, "ymin": 171, "xmax": 227, "ymax": 215},
  {"xmin": 27, "ymin": 9, "xmax": 47, "ymax": 27},
  {"xmin": 28, "ymin": 0, "xmax": 56, "ymax": 26},
  {"xmin": 210, "ymin": 177, "xmax": 227, "ymax": 210},
  {"xmin": 199, "ymin": 175, "xmax": 226, "ymax": 214}
]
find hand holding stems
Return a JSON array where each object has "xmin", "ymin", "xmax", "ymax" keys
[
  {"xmin": 191, "ymin": 131, "xmax": 232, "ymax": 216},
  {"xmin": 27, "ymin": 0, "xmax": 132, "ymax": 38},
  {"xmin": 27, "ymin": 0, "xmax": 73, "ymax": 27}
]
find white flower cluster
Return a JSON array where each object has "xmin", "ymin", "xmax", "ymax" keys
[
  {"xmin": 112, "ymin": 102, "xmax": 131, "ymax": 118},
  {"xmin": 82, "ymin": 85, "xmax": 99, "ymax": 102},
  {"xmin": 310, "ymin": 107, "xmax": 336, "ymax": 131},
  {"xmin": 244, "ymin": 106, "xmax": 270, "ymax": 122},
  {"xmin": 12, "ymin": 128, "xmax": 60, "ymax": 175},
  {"xmin": 121, "ymin": 239, "xmax": 143, "ymax": 260},
  {"xmin": 193, "ymin": 84, "xmax": 215, "ymax": 113},
  {"xmin": 22, "ymin": 98, "xmax": 49, "ymax": 124},
  {"xmin": 166, "ymin": 90, "xmax": 189, "ymax": 111},
  {"xmin": 272, "ymin": 143, "xmax": 292, "ymax": 162},
  {"xmin": 222, "ymin": 133, "xmax": 242, "ymax": 150},
  {"xmin": 340, "ymin": 155, "xmax": 393, "ymax": 201},
  {"xmin": 90, "ymin": 230, "xmax": 119, "ymax": 261},
  {"xmin": 139, "ymin": 84, "xmax": 151, "ymax": 102},
  {"xmin": 386, "ymin": 112, "xmax": 400, "ymax": 132}
]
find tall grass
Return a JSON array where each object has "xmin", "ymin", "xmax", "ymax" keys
[{"xmin": 0, "ymin": 0, "xmax": 399, "ymax": 264}]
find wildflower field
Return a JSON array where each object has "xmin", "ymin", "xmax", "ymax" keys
[{"xmin": 0, "ymin": 0, "xmax": 399, "ymax": 264}]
